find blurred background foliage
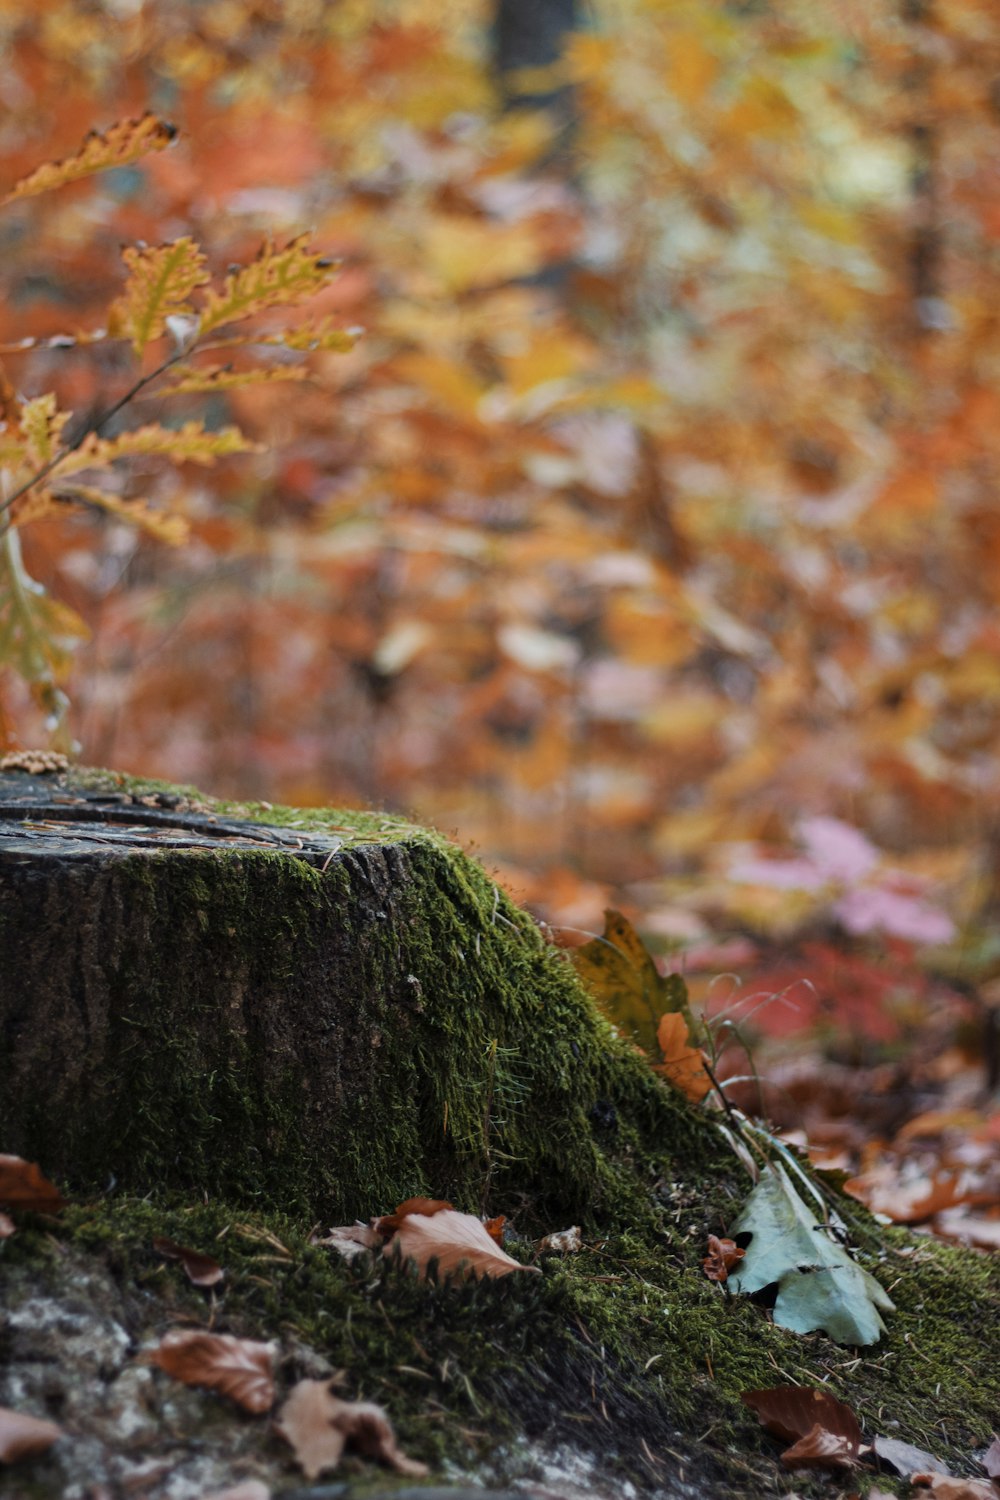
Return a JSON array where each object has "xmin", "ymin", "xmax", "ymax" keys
[{"xmin": 2, "ymin": 0, "xmax": 1000, "ymax": 970}]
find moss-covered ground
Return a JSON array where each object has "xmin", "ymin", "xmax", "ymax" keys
[{"xmin": 3, "ymin": 768, "xmax": 999, "ymax": 1496}]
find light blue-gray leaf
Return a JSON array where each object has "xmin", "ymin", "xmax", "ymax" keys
[{"xmin": 728, "ymin": 1162, "xmax": 894, "ymax": 1347}]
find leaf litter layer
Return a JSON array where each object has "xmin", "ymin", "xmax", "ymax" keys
[{"xmin": 1, "ymin": 771, "xmax": 999, "ymax": 1496}]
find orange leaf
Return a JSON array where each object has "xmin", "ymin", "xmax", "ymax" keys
[
  {"xmin": 276, "ymin": 1379, "xmax": 428, "ymax": 1481},
  {"xmin": 2, "ymin": 114, "xmax": 177, "ymax": 205},
  {"xmin": 0, "ymin": 1155, "xmax": 65, "ymax": 1215},
  {"xmin": 152, "ymin": 1236, "xmax": 224, "ymax": 1288},
  {"xmin": 0, "ymin": 1407, "xmax": 63, "ymax": 1463},
  {"xmin": 702, "ymin": 1234, "xmax": 745, "ymax": 1283},
  {"xmin": 386, "ymin": 1208, "xmax": 541, "ymax": 1281},
  {"xmin": 149, "ymin": 1330, "xmax": 274, "ymax": 1413},
  {"xmin": 373, "ymin": 1196, "xmax": 453, "ymax": 1237},
  {"xmin": 654, "ymin": 1012, "xmax": 712, "ymax": 1102}
]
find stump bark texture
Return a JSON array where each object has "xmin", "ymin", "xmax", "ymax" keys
[{"xmin": 0, "ymin": 766, "xmax": 692, "ymax": 1220}]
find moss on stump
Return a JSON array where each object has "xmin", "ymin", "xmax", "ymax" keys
[{"xmin": 0, "ymin": 765, "xmax": 711, "ymax": 1223}]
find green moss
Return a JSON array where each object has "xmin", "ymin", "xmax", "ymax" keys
[
  {"xmin": 5, "ymin": 1184, "xmax": 996, "ymax": 1498},
  {"xmin": 6, "ymin": 768, "xmax": 999, "ymax": 1495}
]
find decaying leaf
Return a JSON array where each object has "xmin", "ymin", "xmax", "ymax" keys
[
  {"xmin": 152, "ymin": 1236, "xmax": 224, "ymax": 1288},
  {"xmin": 314, "ymin": 1222, "xmax": 382, "ymax": 1261},
  {"xmin": 728, "ymin": 1162, "xmax": 894, "ymax": 1345},
  {"xmin": 654, "ymin": 1011, "xmax": 712, "ymax": 1102},
  {"xmin": 572, "ymin": 908, "xmax": 690, "ymax": 1057},
  {"xmin": 912, "ymin": 1475, "xmax": 1000, "ymax": 1499},
  {"xmin": 0, "ymin": 1406, "xmax": 64, "ymax": 1463},
  {"xmin": 538, "ymin": 1225, "xmax": 582, "ymax": 1253},
  {"xmin": 702, "ymin": 1234, "xmax": 745, "ymax": 1282},
  {"xmin": 386, "ymin": 1208, "xmax": 540, "ymax": 1281},
  {"xmin": 983, "ymin": 1435, "xmax": 1000, "ymax": 1481},
  {"xmin": 373, "ymin": 1196, "xmax": 453, "ymax": 1237},
  {"xmin": 0, "ymin": 1214, "xmax": 14, "ymax": 1239},
  {"xmin": 0, "ymin": 1155, "xmax": 65, "ymax": 1215},
  {"xmin": 149, "ymin": 1330, "xmax": 275, "ymax": 1413},
  {"xmin": 202, "ymin": 1485, "xmax": 270, "ymax": 1500},
  {"xmin": 275, "ymin": 1379, "xmax": 428, "ymax": 1481},
  {"xmin": 1, "ymin": 113, "xmax": 177, "ymax": 206},
  {"xmin": 742, "ymin": 1385, "xmax": 863, "ymax": 1471},
  {"xmin": 873, "ymin": 1434, "xmax": 950, "ymax": 1476}
]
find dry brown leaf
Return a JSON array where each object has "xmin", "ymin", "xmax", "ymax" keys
[
  {"xmin": 0, "ymin": 1406, "xmax": 64, "ymax": 1463},
  {"xmin": 912, "ymin": 1476, "xmax": 1000, "ymax": 1499},
  {"xmin": 702, "ymin": 1234, "xmax": 745, "ymax": 1283},
  {"xmin": 153, "ymin": 1236, "xmax": 225, "ymax": 1288},
  {"xmin": 373, "ymin": 1196, "xmax": 453, "ymax": 1237},
  {"xmin": 781, "ymin": 1422, "xmax": 859, "ymax": 1471},
  {"xmin": 0, "ymin": 1156, "xmax": 65, "ymax": 1215},
  {"xmin": 275, "ymin": 1379, "xmax": 428, "ymax": 1480},
  {"xmin": 387, "ymin": 1208, "xmax": 541, "ymax": 1281},
  {"xmin": 149, "ymin": 1330, "xmax": 275, "ymax": 1413},
  {"xmin": 654, "ymin": 1012, "xmax": 712, "ymax": 1102},
  {"xmin": 0, "ymin": 1214, "xmax": 15, "ymax": 1239},
  {"xmin": 743, "ymin": 1386, "xmax": 862, "ymax": 1467}
]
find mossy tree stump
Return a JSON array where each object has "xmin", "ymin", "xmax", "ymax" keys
[{"xmin": 0, "ymin": 765, "xmax": 709, "ymax": 1222}]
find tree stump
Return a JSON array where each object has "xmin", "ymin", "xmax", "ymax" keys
[{"xmin": 0, "ymin": 764, "xmax": 701, "ymax": 1221}]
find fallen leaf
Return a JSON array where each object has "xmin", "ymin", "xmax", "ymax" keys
[
  {"xmin": 912, "ymin": 1476, "xmax": 1000, "ymax": 1499},
  {"xmin": 314, "ymin": 1222, "xmax": 382, "ymax": 1261},
  {"xmin": 0, "ymin": 1156, "xmax": 65, "ymax": 1215},
  {"xmin": 654, "ymin": 1011, "xmax": 712, "ymax": 1102},
  {"xmin": 373, "ymin": 1196, "xmax": 453, "ymax": 1237},
  {"xmin": 702, "ymin": 1234, "xmax": 745, "ymax": 1283},
  {"xmin": 275, "ymin": 1379, "xmax": 428, "ymax": 1480},
  {"xmin": 873, "ymin": 1434, "xmax": 950, "ymax": 1476},
  {"xmin": 152, "ymin": 1236, "xmax": 224, "ymax": 1288},
  {"xmin": 743, "ymin": 1386, "xmax": 862, "ymax": 1460},
  {"xmin": 0, "ymin": 1407, "xmax": 64, "ymax": 1463},
  {"xmin": 572, "ymin": 909, "xmax": 689, "ymax": 1057},
  {"xmin": 0, "ymin": 1214, "xmax": 15, "ymax": 1239},
  {"xmin": 201, "ymin": 1484, "xmax": 270, "ymax": 1500},
  {"xmin": 729, "ymin": 1163, "xmax": 894, "ymax": 1345},
  {"xmin": 149, "ymin": 1330, "xmax": 275, "ymax": 1413},
  {"xmin": 387, "ymin": 1208, "xmax": 541, "ymax": 1281},
  {"xmin": 781, "ymin": 1421, "xmax": 859, "ymax": 1471},
  {"xmin": 538, "ymin": 1225, "xmax": 582, "ymax": 1253},
  {"xmin": 984, "ymin": 1435, "xmax": 1000, "ymax": 1480}
]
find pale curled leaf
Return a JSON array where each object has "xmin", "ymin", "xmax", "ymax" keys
[
  {"xmin": 387, "ymin": 1208, "xmax": 541, "ymax": 1281},
  {"xmin": 984, "ymin": 1435, "xmax": 1000, "ymax": 1481},
  {"xmin": 108, "ymin": 238, "xmax": 209, "ymax": 356},
  {"xmin": 373, "ymin": 1196, "xmax": 453, "ymax": 1237},
  {"xmin": 276, "ymin": 1380, "xmax": 428, "ymax": 1481},
  {"xmin": 201, "ymin": 1484, "xmax": 270, "ymax": 1500},
  {"xmin": 314, "ymin": 1222, "xmax": 382, "ymax": 1262},
  {"xmin": 2, "ymin": 113, "xmax": 177, "ymax": 205},
  {"xmin": 150, "ymin": 1330, "xmax": 275, "ymax": 1413},
  {"xmin": 0, "ymin": 1407, "xmax": 64, "ymax": 1463},
  {"xmin": 873, "ymin": 1434, "xmax": 950, "ymax": 1476},
  {"xmin": 728, "ymin": 1163, "xmax": 894, "ymax": 1345},
  {"xmin": 781, "ymin": 1422, "xmax": 859, "ymax": 1471}
]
